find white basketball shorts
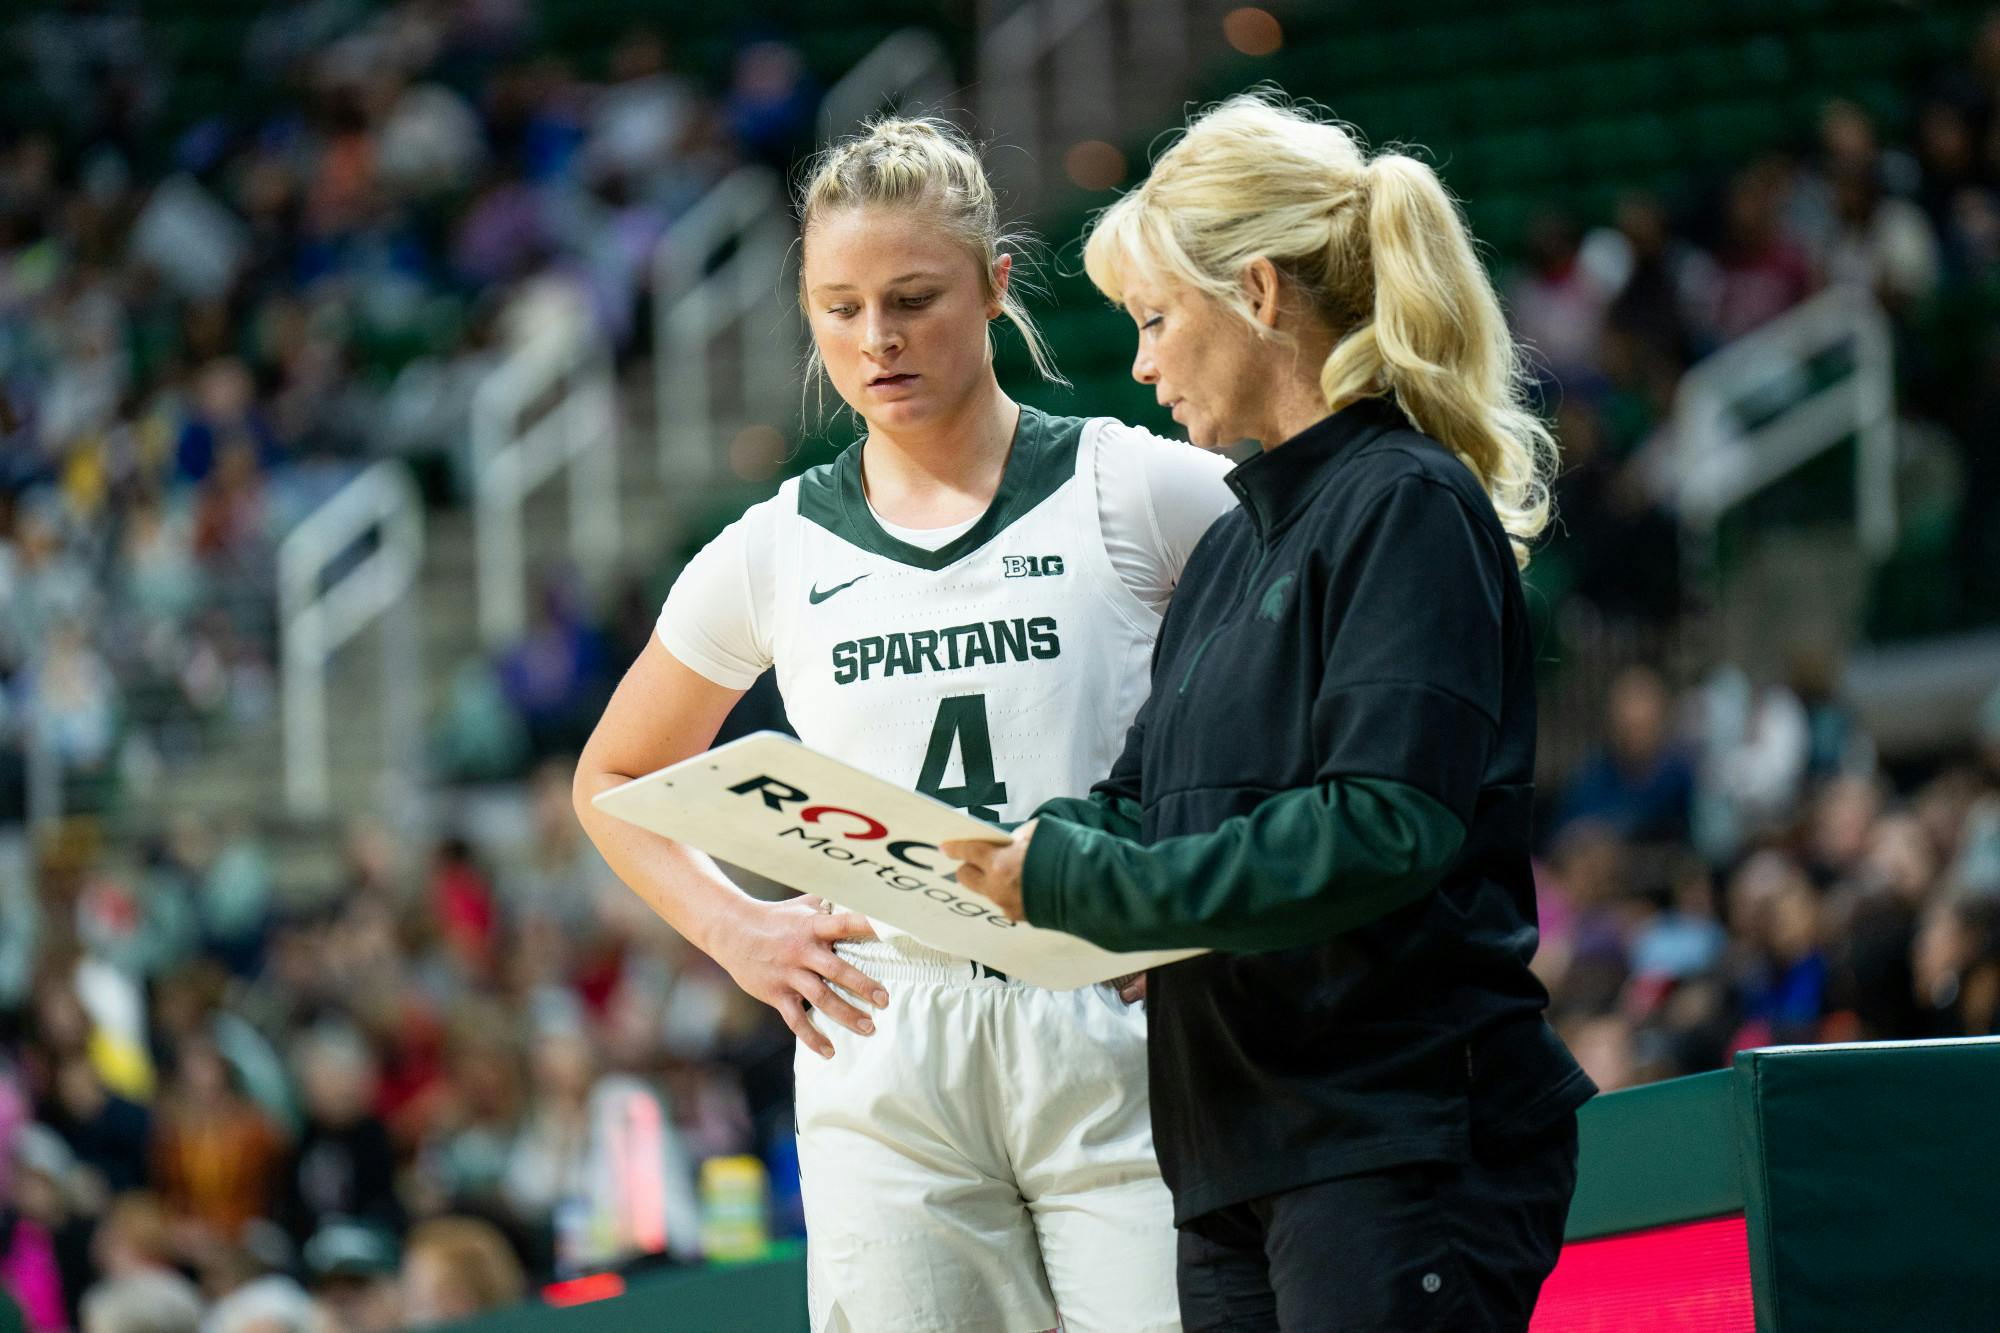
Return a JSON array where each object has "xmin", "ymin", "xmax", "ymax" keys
[{"xmin": 796, "ymin": 935, "xmax": 1180, "ymax": 1333}]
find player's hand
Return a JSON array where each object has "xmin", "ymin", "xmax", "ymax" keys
[
  {"xmin": 1109, "ymin": 972, "xmax": 1147, "ymax": 1005},
  {"xmin": 712, "ymin": 896, "xmax": 886, "ymax": 1059},
  {"xmin": 942, "ymin": 821, "xmax": 1035, "ymax": 922}
]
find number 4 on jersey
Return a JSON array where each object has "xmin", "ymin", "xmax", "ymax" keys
[{"xmin": 917, "ymin": 694, "xmax": 1009, "ymax": 821}]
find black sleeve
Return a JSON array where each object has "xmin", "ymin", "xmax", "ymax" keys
[
  {"xmin": 1020, "ymin": 473, "xmax": 1504, "ymax": 950},
  {"xmin": 1310, "ymin": 473, "xmax": 1503, "ymax": 823}
]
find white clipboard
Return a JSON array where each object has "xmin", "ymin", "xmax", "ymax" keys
[{"xmin": 592, "ymin": 732, "xmax": 1202, "ymax": 990}]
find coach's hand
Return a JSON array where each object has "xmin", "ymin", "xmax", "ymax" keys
[
  {"xmin": 942, "ymin": 821, "xmax": 1035, "ymax": 923},
  {"xmin": 714, "ymin": 896, "xmax": 886, "ymax": 1059}
]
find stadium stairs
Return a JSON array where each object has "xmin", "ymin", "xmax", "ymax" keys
[
  {"xmin": 124, "ymin": 380, "xmax": 676, "ymax": 899},
  {"xmin": 8, "ymin": 0, "xmax": 974, "ymax": 893}
]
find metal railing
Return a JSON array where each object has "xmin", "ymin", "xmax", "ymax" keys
[
  {"xmin": 21, "ymin": 694, "xmax": 61, "ymax": 833},
  {"xmin": 1668, "ymin": 284, "xmax": 1898, "ymax": 560},
  {"xmin": 278, "ymin": 461, "xmax": 425, "ymax": 819},
  {"xmin": 471, "ymin": 325, "xmax": 621, "ymax": 647},
  {"xmin": 977, "ymin": 0, "xmax": 1209, "ymax": 208},
  {"xmin": 651, "ymin": 166, "xmax": 798, "ymax": 483},
  {"xmin": 820, "ymin": 27, "xmax": 958, "ymax": 137}
]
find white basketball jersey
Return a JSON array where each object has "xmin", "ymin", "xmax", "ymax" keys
[{"xmin": 766, "ymin": 408, "xmax": 1161, "ymax": 823}]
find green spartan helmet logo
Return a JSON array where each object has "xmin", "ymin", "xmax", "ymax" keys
[{"xmin": 1257, "ymin": 573, "xmax": 1295, "ymax": 623}]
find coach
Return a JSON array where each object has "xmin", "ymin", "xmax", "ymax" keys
[{"xmin": 946, "ymin": 94, "xmax": 1595, "ymax": 1332}]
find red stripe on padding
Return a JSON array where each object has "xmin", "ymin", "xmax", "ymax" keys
[
  {"xmin": 1530, "ymin": 1214, "xmax": 1755, "ymax": 1332},
  {"xmin": 541, "ymin": 1272, "xmax": 626, "ymax": 1307}
]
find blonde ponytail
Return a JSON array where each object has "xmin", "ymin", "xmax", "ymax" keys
[
  {"xmin": 1330, "ymin": 153, "xmax": 1556, "ymax": 567},
  {"xmin": 1083, "ymin": 93, "xmax": 1557, "ymax": 568}
]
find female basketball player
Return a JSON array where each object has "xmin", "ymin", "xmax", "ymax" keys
[
  {"xmin": 949, "ymin": 95, "xmax": 1596, "ymax": 1330},
  {"xmin": 573, "ymin": 118, "xmax": 1233, "ymax": 1332}
]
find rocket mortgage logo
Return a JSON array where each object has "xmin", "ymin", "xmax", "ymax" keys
[{"xmin": 729, "ymin": 774, "xmax": 1017, "ymax": 928}]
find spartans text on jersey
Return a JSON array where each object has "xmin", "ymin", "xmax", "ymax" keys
[{"xmin": 831, "ymin": 616, "xmax": 1061, "ymax": 685}]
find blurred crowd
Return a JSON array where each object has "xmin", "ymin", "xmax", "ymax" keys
[
  {"xmin": 1505, "ymin": 15, "xmax": 2000, "ymax": 1090},
  {"xmin": 1538, "ymin": 664, "xmax": 2000, "ymax": 1092},
  {"xmin": 1509, "ymin": 12, "xmax": 2000, "ymax": 632},
  {"xmin": 0, "ymin": 1, "xmax": 820, "ymax": 1328},
  {"xmin": 0, "ymin": 0, "xmax": 821, "ymax": 820},
  {"xmin": 2, "ymin": 758, "xmax": 800, "ymax": 1332}
]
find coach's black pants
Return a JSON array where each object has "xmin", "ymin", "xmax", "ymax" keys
[{"xmin": 1176, "ymin": 1114, "xmax": 1578, "ymax": 1332}]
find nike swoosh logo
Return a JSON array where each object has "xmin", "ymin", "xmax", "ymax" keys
[{"xmin": 808, "ymin": 574, "xmax": 871, "ymax": 605}]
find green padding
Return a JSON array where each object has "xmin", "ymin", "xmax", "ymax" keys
[
  {"xmin": 449, "ymin": 1245, "xmax": 808, "ymax": 1333},
  {"xmin": 1736, "ymin": 1038, "xmax": 2000, "ymax": 1333},
  {"xmin": 1564, "ymin": 1069, "xmax": 1742, "ymax": 1242}
]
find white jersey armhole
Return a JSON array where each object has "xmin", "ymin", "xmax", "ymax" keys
[
  {"xmin": 655, "ymin": 490, "xmax": 784, "ymax": 690},
  {"xmin": 1088, "ymin": 418, "xmax": 1236, "ymax": 623}
]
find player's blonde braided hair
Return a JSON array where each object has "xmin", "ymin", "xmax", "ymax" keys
[
  {"xmin": 1082, "ymin": 93, "xmax": 1557, "ymax": 568},
  {"xmin": 797, "ymin": 116, "xmax": 1063, "ymax": 390}
]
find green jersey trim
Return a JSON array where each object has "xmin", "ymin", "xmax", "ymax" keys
[{"xmin": 796, "ymin": 405, "xmax": 1086, "ymax": 571}]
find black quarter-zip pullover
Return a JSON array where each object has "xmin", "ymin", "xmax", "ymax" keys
[{"xmin": 1022, "ymin": 396, "xmax": 1594, "ymax": 1223}]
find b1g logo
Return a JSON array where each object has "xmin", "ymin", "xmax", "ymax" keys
[{"xmin": 1002, "ymin": 555, "xmax": 1064, "ymax": 578}]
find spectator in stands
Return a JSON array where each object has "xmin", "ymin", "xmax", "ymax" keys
[
  {"xmin": 20, "ymin": 0, "xmax": 160, "ymax": 148},
  {"xmin": 44, "ymin": 1060, "xmax": 147, "ymax": 1205},
  {"xmin": 428, "ymin": 840, "xmax": 499, "ymax": 985},
  {"xmin": 1697, "ymin": 664, "xmax": 1812, "ymax": 861},
  {"xmin": 27, "ymin": 623, "xmax": 118, "ymax": 784},
  {"xmin": 430, "ymin": 659, "xmax": 532, "ymax": 785},
  {"xmin": 1, "ymin": 505, "xmax": 95, "ymax": 674},
  {"xmin": 1912, "ymin": 897, "xmax": 2000, "ymax": 1036},
  {"xmin": 1806, "ymin": 773, "xmax": 1885, "ymax": 887},
  {"xmin": 189, "ymin": 444, "xmax": 270, "ymax": 574},
  {"xmin": 1628, "ymin": 853, "xmax": 1729, "ymax": 997},
  {"xmin": 374, "ymin": 76, "xmax": 486, "ymax": 202},
  {"xmin": 494, "ymin": 761, "xmax": 619, "ymax": 932},
  {"xmin": 2, "ymin": 1126, "xmax": 73, "ymax": 1333},
  {"xmin": 1561, "ymin": 1013, "xmax": 1639, "ymax": 1095},
  {"xmin": 1824, "ymin": 165, "xmax": 1941, "ymax": 313},
  {"xmin": 1510, "ymin": 210, "xmax": 1614, "ymax": 385},
  {"xmin": 498, "ymin": 1009, "xmax": 593, "ymax": 1231},
  {"xmin": 412, "ymin": 1014, "xmax": 524, "ymax": 1217},
  {"xmin": 1733, "ymin": 861, "xmax": 1829, "ymax": 1047},
  {"xmin": 1703, "ymin": 159, "xmax": 1816, "ymax": 344},
  {"xmin": 113, "ymin": 493, "xmax": 200, "ymax": 637},
  {"xmin": 173, "ymin": 362, "xmax": 276, "ymax": 490},
  {"xmin": 451, "ymin": 163, "xmax": 548, "ymax": 291},
  {"xmin": 189, "ymin": 823, "xmax": 276, "ymax": 980},
  {"xmin": 202, "ymin": 1275, "xmax": 325, "ymax": 1333},
  {"xmin": 494, "ymin": 577, "xmax": 609, "ymax": 761},
  {"xmin": 1912, "ymin": 96, "xmax": 1982, "ymax": 252},
  {"xmin": 147, "ymin": 1034, "xmax": 286, "ymax": 1249},
  {"xmin": 87, "ymin": 1195, "xmax": 175, "ymax": 1290},
  {"xmin": 1555, "ymin": 665, "xmax": 1696, "ymax": 845},
  {"xmin": 78, "ymin": 1269, "xmax": 202, "ymax": 1333},
  {"xmin": 725, "ymin": 39, "xmax": 815, "ymax": 170},
  {"xmin": 372, "ymin": 999, "xmax": 450, "ymax": 1155},
  {"xmin": 1542, "ymin": 399, "xmax": 1681, "ymax": 623},
  {"xmin": 586, "ymin": 28, "xmax": 699, "ymax": 190},
  {"xmin": 1603, "ymin": 192, "xmax": 1703, "ymax": 372},
  {"xmin": 298, "ymin": 1221, "xmax": 399, "ymax": 1333},
  {"xmin": 1536, "ymin": 822, "xmax": 1638, "ymax": 1020},
  {"xmin": 1956, "ymin": 687, "xmax": 2000, "ymax": 894},
  {"xmin": 1826, "ymin": 814, "xmax": 1934, "ymax": 1041},
  {"xmin": 278, "ymin": 1026, "xmax": 399, "ymax": 1245},
  {"xmin": 1786, "ymin": 99, "xmax": 1921, "ymax": 258},
  {"xmin": 396, "ymin": 1216, "xmax": 523, "ymax": 1327}
]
